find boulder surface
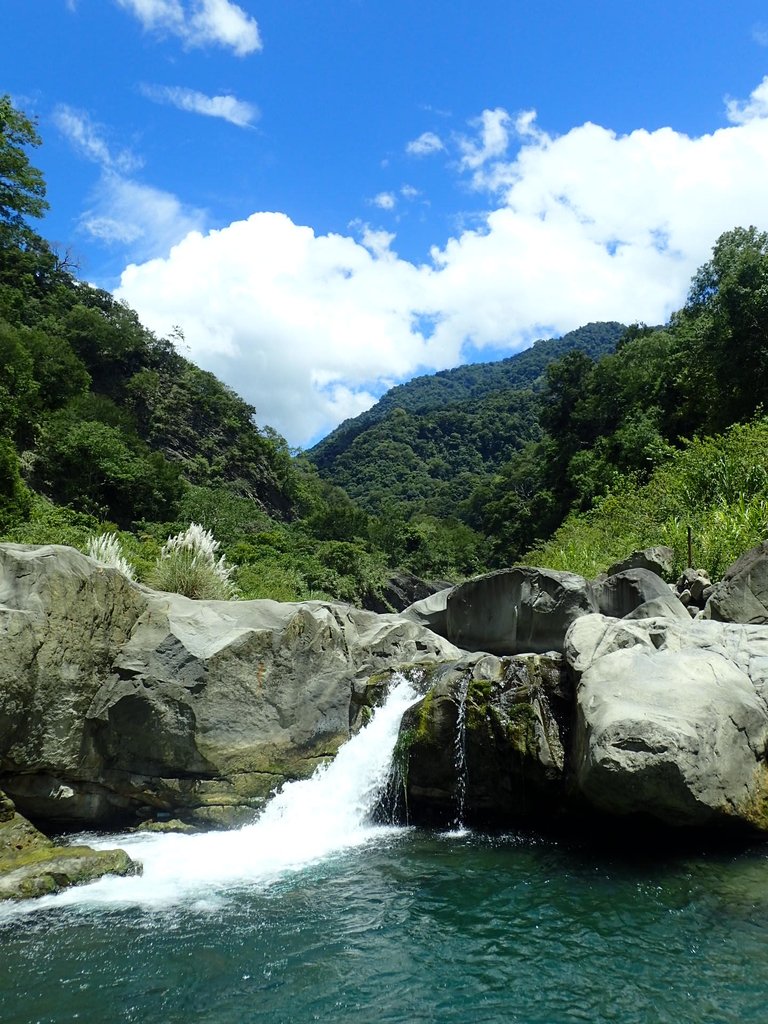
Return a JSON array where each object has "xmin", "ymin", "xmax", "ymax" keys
[
  {"xmin": 567, "ymin": 614, "xmax": 768, "ymax": 830},
  {"xmin": 0, "ymin": 789, "xmax": 139, "ymax": 901},
  {"xmin": 445, "ymin": 567, "xmax": 597, "ymax": 655}
]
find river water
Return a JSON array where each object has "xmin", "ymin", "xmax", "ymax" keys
[{"xmin": 2, "ymin": 680, "xmax": 767, "ymax": 1024}]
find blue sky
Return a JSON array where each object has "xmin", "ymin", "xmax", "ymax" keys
[{"xmin": 5, "ymin": 0, "xmax": 768, "ymax": 445}]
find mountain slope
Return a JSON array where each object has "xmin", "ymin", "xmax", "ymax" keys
[
  {"xmin": 310, "ymin": 322, "xmax": 625, "ymax": 473},
  {"xmin": 308, "ymin": 322, "xmax": 625, "ymax": 516}
]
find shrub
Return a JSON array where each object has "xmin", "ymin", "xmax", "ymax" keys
[{"xmin": 146, "ymin": 522, "xmax": 238, "ymax": 600}]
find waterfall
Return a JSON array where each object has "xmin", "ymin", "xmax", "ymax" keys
[
  {"xmin": 451, "ymin": 674, "xmax": 471, "ymax": 833},
  {"xmin": 15, "ymin": 677, "xmax": 420, "ymax": 913}
]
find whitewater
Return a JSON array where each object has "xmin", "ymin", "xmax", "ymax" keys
[{"xmin": 1, "ymin": 677, "xmax": 419, "ymax": 918}]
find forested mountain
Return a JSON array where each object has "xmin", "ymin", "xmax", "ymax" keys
[
  {"xmin": 310, "ymin": 322, "xmax": 625, "ymax": 474},
  {"xmin": 307, "ymin": 323, "xmax": 624, "ymax": 520}
]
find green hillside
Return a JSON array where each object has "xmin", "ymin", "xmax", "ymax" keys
[{"xmin": 310, "ymin": 321, "xmax": 625, "ymax": 474}]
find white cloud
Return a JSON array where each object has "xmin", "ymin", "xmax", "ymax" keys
[
  {"xmin": 54, "ymin": 104, "xmax": 205, "ymax": 261},
  {"xmin": 457, "ymin": 107, "xmax": 512, "ymax": 172},
  {"xmin": 371, "ymin": 192, "xmax": 396, "ymax": 211},
  {"xmin": 406, "ymin": 131, "xmax": 444, "ymax": 156},
  {"xmin": 140, "ymin": 84, "xmax": 259, "ymax": 127},
  {"xmin": 116, "ymin": 80, "xmax": 768, "ymax": 447},
  {"xmin": 725, "ymin": 75, "xmax": 768, "ymax": 124},
  {"xmin": 400, "ymin": 185, "xmax": 420, "ymax": 200},
  {"xmin": 53, "ymin": 105, "xmax": 142, "ymax": 174},
  {"xmin": 115, "ymin": 0, "xmax": 261, "ymax": 55},
  {"xmin": 81, "ymin": 173, "xmax": 206, "ymax": 259}
]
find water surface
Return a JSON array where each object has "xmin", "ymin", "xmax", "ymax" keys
[{"xmin": 2, "ymin": 680, "xmax": 767, "ymax": 1023}]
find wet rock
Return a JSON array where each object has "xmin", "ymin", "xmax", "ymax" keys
[
  {"xmin": 393, "ymin": 652, "xmax": 571, "ymax": 826},
  {"xmin": 0, "ymin": 543, "xmax": 462, "ymax": 830},
  {"xmin": 0, "ymin": 789, "xmax": 139, "ymax": 901}
]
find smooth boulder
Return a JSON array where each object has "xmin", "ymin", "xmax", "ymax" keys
[
  {"xmin": 446, "ymin": 567, "xmax": 597, "ymax": 655},
  {"xmin": 702, "ymin": 540, "xmax": 768, "ymax": 623},
  {"xmin": 606, "ymin": 546, "xmax": 675, "ymax": 579},
  {"xmin": 394, "ymin": 651, "xmax": 570, "ymax": 826},
  {"xmin": 567, "ymin": 614, "xmax": 768, "ymax": 830},
  {"xmin": 593, "ymin": 568, "xmax": 688, "ymax": 620}
]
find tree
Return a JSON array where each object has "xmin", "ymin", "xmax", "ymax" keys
[
  {"xmin": 683, "ymin": 226, "xmax": 768, "ymax": 430},
  {"xmin": 0, "ymin": 95, "xmax": 48, "ymax": 234}
]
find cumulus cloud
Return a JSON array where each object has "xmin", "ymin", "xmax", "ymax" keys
[
  {"xmin": 457, "ymin": 107, "xmax": 513, "ymax": 177},
  {"xmin": 406, "ymin": 131, "xmax": 444, "ymax": 156},
  {"xmin": 53, "ymin": 105, "xmax": 142, "ymax": 174},
  {"xmin": 140, "ymin": 84, "xmax": 259, "ymax": 127},
  {"xmin": 115, "ymin": 0, "xmax": 261, "ymax": 55},
  {"xmin": 55, "ymin": 104, "xmax": 206, "ymax": 260},
  {"xmin": 725, "ymin": 75, "xmax": 768, "ymax": 124},
  {"xmin": 116, "ymin": 81, "xmax": 768, "ymax": 447}
]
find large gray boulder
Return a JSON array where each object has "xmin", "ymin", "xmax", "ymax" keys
[
  {"xmin": 566, "ymin": 614, "xmax": 768, "ymax": 831},
  {"xmin": 446, "ymin": 567, "xmax": 597, "ymax": 655},
  {"xmin": 593, "ymin": 568, "xmax": 688, "ymax": 620},
  {"xmin": 606, "ymin": 546, "xmax": 675, "ymax": 579},
  {"xmin": 400, "ymin": 587, "xmax": 452, "ymax": 637},
  {"xmin": 702, "ymin": 540, "xmax": 768, "ymax": 623},
  {"xmin": 0, "ymin": 544, "xmax": 461, "ymax": 829}
]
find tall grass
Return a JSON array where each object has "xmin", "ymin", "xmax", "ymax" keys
[
  {"xmin": 524, "ymin": 418, "xmax": 768, "ymax": 581},
  {"xmin": 146, "ymin": 523, "xmax": 238, "ymax": 600}
]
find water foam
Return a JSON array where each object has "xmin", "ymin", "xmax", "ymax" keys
[{"xmin": 5, "ymin": 677, "xmax": 419, "ymax": 915}]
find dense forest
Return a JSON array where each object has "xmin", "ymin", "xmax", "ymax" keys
[{"xmin": 3, "ymin": 94, "xmax": 768, "ymax": 604}]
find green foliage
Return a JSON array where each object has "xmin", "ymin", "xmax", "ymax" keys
[
  {"xmin": 1, "ymin": 493, "xmax": 102, "ymax": 549},
  {"xmin": 0, "ymin": 95, "xmax": 48, "ymax": 231},
  {"xmin": 0, "ymin": 438, "xmax": 31, "ymax": 530},
  {"xmin": 310, "ymin": 321, "xmax": 625, "ymax": 473},
  {"xmin": 525, "ymin": 418, "xmax": 768, "ymax": 581},
  {"xmin": 146, "ymin": 523, "xmax": 238, "ymax": 600},
  {"xmin": 34, "ymin": 408, "xmax": 185, "ymax": 526}
]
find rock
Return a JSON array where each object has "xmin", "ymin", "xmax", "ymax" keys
[
  {"xmin": 566, "ymin": 614, "xmax": 768, "ymax": 831},
  {"xmin": 593, "ymin": 568, "xmax": 684, "ymax": 619},
  {"xmin": 623, "ymin": 594, "xmax": 692, "ymax": 622},
  {"xmin": 0, "ymin": 789, "xmax": 140, "ymax": 901},
  {"xmin": 0, "ymin": 543, "xmax": 462, "ymax": 829},
  {"xmin": 606, "ymin": 546, "xmax": 675, "ymax": 579},
  {"xmin": 400, "ymin": 587, "xmax": 453, "ymax": 637},
  {"xmin": 675, "ymin": 568, "xmax": 712, "ymax": 610},
  {"xmin": 393, "ymin": 652, "xmax": 571, "ymax": 826},
  {"xmin": 702, "ymin": 541, "xmax": 768, "ymax": 623},
  {"xmin": 446, "ymin": 567, "xmax": 597, "ymax": 656}
]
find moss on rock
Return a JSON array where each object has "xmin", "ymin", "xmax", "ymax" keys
[{"xmin": 0, "ymin": 789, "xmax": 141, "ymax": 901}]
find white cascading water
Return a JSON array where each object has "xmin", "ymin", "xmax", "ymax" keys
[{"xmin": 10, "ymin": 677, "xmax": 419, "ymax": 915}]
